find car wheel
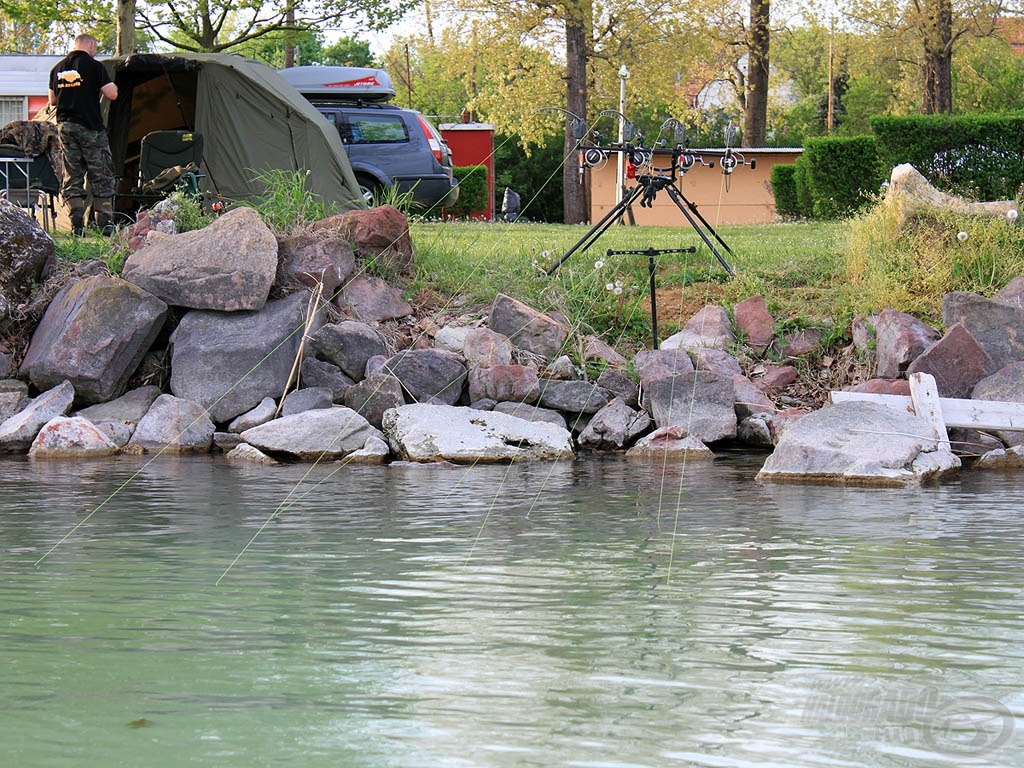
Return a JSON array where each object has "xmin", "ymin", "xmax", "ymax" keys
[{"xmin": 355, "ymin": 175, "xmax": 381, "ymax": 206}]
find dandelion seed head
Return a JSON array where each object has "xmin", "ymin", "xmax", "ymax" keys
[
  {"xmin": 605, "ymin": 282, "xmax": 615, "ymax": 292},
  {"xmin": 541, "ymin": 250, "xmax": 550, "ymax": 258},
  {"xmin": 1008, "ymin": 209, "xmax": 1019, "ymax": 223},
  {"xmin": 957, "ymin": 231, "xmax": 969, "ymax": 242},
  {"xmin": 594, "ymin": 259, "xmax": 605, "ymax": 270},
  {"xmin": 613, "ymin": 286, "xmax": 623, "ymax": 295}
]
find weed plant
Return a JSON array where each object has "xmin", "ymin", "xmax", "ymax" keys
[
  {"xmin": 843, "ymin": 203, "xmax": 1024, "ymax": 323},
  {"xmin": 245, "ymin": 169, "xmax": 335, "ymax": 234}
]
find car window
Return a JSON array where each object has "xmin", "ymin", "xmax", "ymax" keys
[{"xmin": 345, "ymin": 114, "xmax": 409, "ymax": 145}]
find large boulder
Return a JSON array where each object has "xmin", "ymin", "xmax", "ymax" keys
[
  {"xmin": 128, "ymin": 394, "xmax": 215, "ymax": 454},
  {"xmin": 276, "ymin": 234, "xmax": 356, "ymax": 297},
  {"xmin": 488, "ymin": 293, "xmax": 567, "ymax": 360},
  {"xmin": 382, "ymin": 348, "xmax": 467, "ymax": 405},
  {"xmin": 943, "ymin": 291, "xmax": 1024, "ymax": 371},
  {"xmin": 0, "ymin": 380, "xmax": 75, "ymax": 453},
  {"xmin": 311, "ymin": 321, "xmax": 387, "ymax": 380},
  {"xmin": 535, "ymin": 379, "xmax": 613, "ymax": 414},
  {"xmin": 906, "ymin": 321, "xmax": 995, "ymax": 398},
  {"xmin": 311, "ymin": 204, "xmax": 414, "ymax": 272},
  {"xmin": 0, "ymin": 199, "xmax": 55, "ymax": 322},
  {"xmin": 343, "ymin": 373, "xmax": 406, "ymax": 429},
  {"xmin": 467, "ymin": 364, "xmax": 540, "ymax": 403},
  {"xmin": 240, "ymin": 406, "xmax": 384, "ymax": 461},
  {"xmin": 757, "ymin": 400, "xmax": 960, "ymax": 486},
  {"xmin": 971, "ymin": 361, "xmax": 1024, "ymax": 447},
  {"xmin": 29, "ymin": 416, "xmax": 119, "ymax": 458},
  {"xmin": 383, "ymin": 403, "xmax": 574, "ymax": 463},
  {"xmin": 577, "ymin": 398, "xmax": 651, "ymax": 451},
  {"xmin": 885, "ymin": 163, "xmax": 1018, "ymax": 223},
  {"xmin": 19, "ymin": 275, "xmax": 168, "ymax": 404},
  {"xmin": 169, "ymin": 291, "xmax": 320, "ymax": 423},
  {"xmin": 337, "ymin": 275, "xmax": 413, "ymax": 321},
  {"xmin": 643, "ymin": 371, "xmax": 737, "ymax": 442},
  {"xmin": 122, "ymin": 206, "xmax": 278, "ymax": 311},
  {"xmin": 873, "ymin": 308, "xmax": 940, "ymax": 379}
]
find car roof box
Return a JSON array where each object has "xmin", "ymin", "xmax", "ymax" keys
[{"xmin": 278, "ymin": 66, "xmax": 396, "ymax": 101}]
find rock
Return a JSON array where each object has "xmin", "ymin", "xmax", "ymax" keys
[
  {"xmin": 906, "ymin": 321, "xmax": 995, "ymax": 398},
  {"xmin": 635, "ymin": 348, "xmax": 694, "ymax": 388},
  {"xmin": 300, "ymin": 356, "xmax": 354, "ymax": 401},
  {"xmin": 463, "ymin": 327, "xmax": 514, "ymax": 368},
  {"xmin": 780, "ymin": 328, "xmax": 821, "ymax": 357},
  {"xmin": 578, "ymin": 398, "xmax": 651, "ymax": 451},
  {"xmin": 851, "ymin": 314, "xmax": 877, "ymax": 354},
  {"xmin": 535, "ymin": 379, "xmax": 613, "ymax": 414},
  {"xmin": 873, "ymin": 308, "xmax": 940, "ymax": 379},
  {"xmin": 582, "ymin": 335, "xmax": 627, "ymax": 368},
  {"xmin": 169, "ymin": 291, "xmax": 320, "ymax": 423},
  {"xmin": 213, "ymin": 431, "xmax": 243, "ymax": 452},
  {"xmin": 975, "ymin": 444, "xmax": 1024, "ymax": 470},
  {"xmin": 737, "ymin": 411, "xmax": 804, "ymax": 448},
  {"xmin": 311, "ymin": 205, "xmax": 414, "ymax": 272},
  {"xmin": 943, "ymin": 291, "xmax": 1024, "ymax": 371},
  {"xmin": 342, "ymin": 373, "xmax": 406, "ymax": 429},
  {"xmin": 383, "ymin": 403, "xmax": 574, "ymax": 463},
  {"xmin": 226, "ymin": 443, "xmax": 280, "ymax": 464},
  {"xmin": 0, "ymin": 379, "xmax": 29, "ymax": 422},
  {"xmin": 467, "ymin": 364, "xmax": 540, "ymax": 403},
  {"xmin": 433, "ymin": 324, "xmax": 473, "ymax": 353},
  {"xmin": 72, "ymin": 385, "xmax": 162, "ymax": 446},
  {"xmin": 995, "ymin": 276, "xmax": 1024, "ymax": 309},
  {"xmin": 0, "ymin": 200, "xmax": 55, "ymax": 322},
  {"xmin": 488, "ymin": 293, "xmax": 567, "ymax": 360},
  {"xmin": 128, "ymin": 394, "xmax": 215, "ymax": 454},
  {"xmin": 228, "ymin": 397, "xmax": 278, "ymax": 433},
  {"xmin": 280, "ymin": 386, "xmax": 334, "ymax": 416},
  {"xmin": 19, "ymin": 275, "xmax": 168, "ymax": 404},
  {"xmin": 0, "ymin": 380, "xmax": 75, "ymax": 453},
  {"xmin": 757, "ymin": 400, "xmax": 960, "ymax": 486},
  {"xmin": 241, "ymin": 406, "xmax": 385, "ymax": 460},
  {"xmin": 948, "ymin": 427, "xmax": 1005, "ymax": 457},
  {"xmin": 491, "ymin": 401, "xmax": 567, "ymax": 429},
  {"xmin": 732, "ymin": 374, "xmax": 776, "ymax": 419},
  {"xmin": 596, "ymin": 368, "xmax": 639, "ymax": 408},
  {"xmin": 625, "ymin": 426, "xmax": 715, "ymax": 459},
  {"xmin": 734, "ymin": 295, "xmax": 774, "ymax": 351},
  {"xmin": 843, "ymin": 378, "xmax": 912, "ymax": 396},
  {"xmin": 643, "ymin": 371, "xmax": 737, "ymax": 442},
  {"xmin": 383, "ymin": 348, "xmax": 467, "ymax": 405},
  {"xmin": 661, "ymin": 305, "xmax": 733, "ymax": 350},
  {"xmin": 28, "ymin": 416, "xmax": 118, "ymax": 458},
  {"xmin": 753, "ymin": 364, "xmax": 799, "ymax": 393},
  {"xmin": 692, "ymin": 348, "xmax": 743, "ymax": 377},
  {"xmin": 971, "ymin": 361, "xmax": 1024, "ymax": 447},
  {"xmin": 885, "ymin": 164, "xmax": 1018, "ymax": 223},
  {"xmin": 122, "ymin": 206, "xmax": 278, "ymax": 311},
  {"xmin": 276, "ymin": 234, "xmax": 355, "ymax": 296},
  {"xmin": 344, "ymin": 434, "xmax": 391, "ymax": 464},
  {"xmin": 311, "ymin": 321, "xmax": 387, "ymax": 380},
  {"xmin": 337, "ymin": 275, "xmax": 413, "ymax": 321},
  {"xmin": 545, "ymin": 355, "xmax": 578, "ymax": 380}
]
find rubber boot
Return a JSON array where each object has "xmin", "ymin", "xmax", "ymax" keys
[
  {"xmin": 68, "ymin": 197, "xmax": 87, "ymax": 236},
  {"xmin": 93, "ymin": 197, "xmax": 115, "ymax": 237}
]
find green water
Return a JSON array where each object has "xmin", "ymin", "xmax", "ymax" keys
[{"xmin": 2, "ymin": 455, "xmax": 1022, "ymax": 767}]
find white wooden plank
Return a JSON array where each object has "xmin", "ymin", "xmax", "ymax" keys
[
  {"xmin": 909, "ymin": 373, "xmax": 950, "ymax": 451},
  {"xmin": 830, "ymin": 390, "xmax": 1024, "ymax": 431}
]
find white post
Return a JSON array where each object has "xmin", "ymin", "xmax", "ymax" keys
[{"xmin": 616, "ymin": 65, "xmax": 630, "ymax": 205}]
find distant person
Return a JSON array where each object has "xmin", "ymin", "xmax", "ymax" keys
[{"xmin": 48, "ymin": 33, "xmax": 118, "ymax": 235}]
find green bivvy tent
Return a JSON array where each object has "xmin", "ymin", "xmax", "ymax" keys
[{"xmin": 102, "ymin": 53, "xmax": 365, "ymax": 211}]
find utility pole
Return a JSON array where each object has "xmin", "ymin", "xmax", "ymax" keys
[{"xmin": 827, "ymin": 17, "xmax": 835, "ymax": 134}]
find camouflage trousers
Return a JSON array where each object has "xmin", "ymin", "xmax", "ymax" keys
[{"xmin": 57, "ymin": 122, "xmax": 116, "ymax": 200}]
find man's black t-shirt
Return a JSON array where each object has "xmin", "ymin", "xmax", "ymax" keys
[{"xmin": 49, "ymin": 50, "xmax": 112, "ymax": 131}]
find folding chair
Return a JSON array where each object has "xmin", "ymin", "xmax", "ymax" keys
[
  {"xmin": 0, "ymin": 144, "xmax": 60, "ymax": 230},
  {"xmin": 117, "ymin": 130, "xmax": 205, "ymax": 215}
]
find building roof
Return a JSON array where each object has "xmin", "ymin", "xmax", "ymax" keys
[{"xmin": 0, "ymin": 55, "xmax": 62, "ymax": 97}]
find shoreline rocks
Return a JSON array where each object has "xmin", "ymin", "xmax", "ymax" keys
[{"xmin": 3, "ymin": 197, "xmax": 1024, "ymax": 486}]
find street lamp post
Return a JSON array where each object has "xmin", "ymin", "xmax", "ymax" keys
[{"xmin": 616, "ymin": 65, "xmax": 630, "ymax": 206}]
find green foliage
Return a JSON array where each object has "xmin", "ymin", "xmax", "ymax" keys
[
  {"xmin": 165, "ymin": 189, "xmax": 213, "ymax": 232},
  {"xmin": 770, "ymin": 164, "xmax": 800, "ymax": 218},
  {"xmin": 242, "ymin": 168, "xmax": 334, "ymax": 234},
  {"xmin": 370, "ymin": 182, "xmax": 416, "ymax": 214},
  {"xmin": 493, "ymin": 133, "xmax": 563, "ymax": 223},
  {"xmin": 793, "ymin": 156, "xmax": 814, "ymax": 218},
  {"xmin": 444, "ymin": 165, "xmax": 489, "ymax": 219},
  {"xmin": 320, "ymin": 36, "xmax": 375, "ymax": 67},
  {"xmin": 802, "ymin": 136, "xmax": 884, "ymax": 218},
  {"xmin": 54, "ymin": 232, "xmax": 125, "ymax": 274},
  {"xmin": 843, "ymin": 202, "xmax": 1024, "ymax": 323},
  {"xmin": 871, "ymin": 113, "xmax": 1024, "ymax": 200}
]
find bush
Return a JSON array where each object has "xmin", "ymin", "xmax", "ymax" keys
[
  {"xmin": 445, "ymin": 165, "xmax": 489, "ymax": 219},
  {"xmin": 871, "ymin": 113, "xmax": 1024, "ymax": 200},
  {"xmin": 770, "ymin": 164, "xmax": 800, "ymax": 218},
  {"xmin": 793, "ymin": 155, "xmax": 814, "ymax": 218},
  {"xmin": 802, "ymin": 135, "xmax": 884, "ymax": 218}
]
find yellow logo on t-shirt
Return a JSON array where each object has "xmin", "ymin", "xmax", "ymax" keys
[{"xmin": 56, "ymin": 70, "xmax": 83, "ymax": 88}]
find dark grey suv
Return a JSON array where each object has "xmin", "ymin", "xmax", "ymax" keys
[{"xmin": 279, "ymin": 66, "xmax": 459, "ymax": 211}]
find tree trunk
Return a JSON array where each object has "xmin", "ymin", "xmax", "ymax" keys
[
  {"xmin": 116, "ymin": 0, "xmax": 136, "ymax": 56},
  {"xmin": 922, "ymin": 0, "xmax": 953, "ymax": 114},
  {"xmin": 742, "ymin": 0, "xmax": 770, "ymax": 147},
  {"xmin": 284, "ymin": 6, "xmax": 296, "ymax": 68},
  {"xmin": 564, "ymin": 2, "xmax": 590, "ymax": 225}
]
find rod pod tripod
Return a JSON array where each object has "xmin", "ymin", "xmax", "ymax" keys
[
  {"xmin": 605, "ymin": 246, "xmax": 697, "ymax": 349},
  {"xmin": 545, "ymin": 146, "xmax": 739, "ymax": 279}
]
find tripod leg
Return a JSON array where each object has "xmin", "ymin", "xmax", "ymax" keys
[
  {"xmin": 546, "ymin": 184, "xmax": 646, "ymax": 275},
  {"xmin": 664, "ymin": 185, "xmax": 736, "ymax": 276}
]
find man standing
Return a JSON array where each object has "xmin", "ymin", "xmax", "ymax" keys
[{"xmin": 48, "ymin": 33, "xmax": 119, "ymax": 235}]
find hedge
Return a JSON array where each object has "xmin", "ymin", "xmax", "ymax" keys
[
  {"xmin": 801, "ymin": 135, "xmax": 885, "ymax": 218},
  {"xmin": 871, "ymin": 113, "xmax": 1024, "ymax": 200},
  {"xmin": 770, "ymin": 164, "xmax": 799, "ymax": 218},
  {"xmin": 445, "ymin": 165, "xmax": 490, "ymax": 218}
]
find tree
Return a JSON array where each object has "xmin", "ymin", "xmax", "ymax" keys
[
  {"xmin": 133, "ymin": 0, "xmax": 413, "ymax": 53},
  {"xmin": 743, "ymin": 0, "xmax": 770, "ymax": 145},
  {"xmin": 321, "ymin": 35, "xmax": 375, "ymax": 66}
]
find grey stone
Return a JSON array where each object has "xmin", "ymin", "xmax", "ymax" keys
[
  {"xmin": 28, "ymin": 416, "xmax": 119, "ymax": 458},
  {"xmin": 661, "ymin": 304, "xmax": 733, "ymax": 350},
  {"xmin": 491, "ymin": 401, "xmax": 567, "ymax": 429},
  {"xmin": 596, "ymin": 368, "xmax": 639, "ymax": 408},
  {"xmin": 488, "ymin": 293, "xmax": 567, "ymax": 360},
  {"xmin": 463, "ymin": 327, "xmax": 513, "ymax": 368},
  {"xmin": 128, "ymin": 394, "xmax": 215, "ymax": 454},
  {"xmin": 943, "ymin": 291, "xmax": 1024, "ymax": 371},
  {"xmin": 383, "ymin": 348, "xmax": 467, "ymax": 405},
  {"xmin": 337, "ymin": 275, "xmax": 413, "ymax": 321},
  {"xmin": 311, "ymin": 321, "xmax": 386, "ymax": 380},
  {"xmin": 578, "ymin": 398, "xmax": 652, "ymax": 451},
  {"xmin": 342, "ymin": 373, "xmax": 405, "ymax": 430},
  {"xmin": 874, "ymin": 308, "xmax": 940, "ymax": 379},
  {"xmin": 228, "ymin": 397, "xmax": 278, "ymax": 433},
  {"xmin": 74, "ymin": 385, "xmax": 161, "ymax": 425},
  {"xmin": 625, "ymin": 427, "xmax": 715, "ymax": 459},
  {"xmin": 535, "ymin": 379, "xmax": 613, "ymax": 414},
  {"xmin": 300, "ymin": 356, "xmax": 354, "ymax": 400},
  {"xmin": 281, "ymin": 387, "xmax": 334, "ymax": 416},
  {"xmin": 0, "ymin": 198, "xmax": 54, "ymax": 321},
  {"xmin": 0, "ymin": 380, "xmax": 75, "ymax": 453},
  {"xmin": 241, "ymin": 406, "xmax": 384, "ymax": 460},
  {"xmin": 643, "ymin": 371, "xmax": 737, "ymax": 442},
  {"xmin": 635, "ymin": 348, "xmax": 694, "ymax": 388},
  {"xmin": 277, "ymin": 234, "xmax": 356, "ymax": 297},
  {"xmin": 467, "ymin": 364, "xmax": 540, "ymax": 404}
]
